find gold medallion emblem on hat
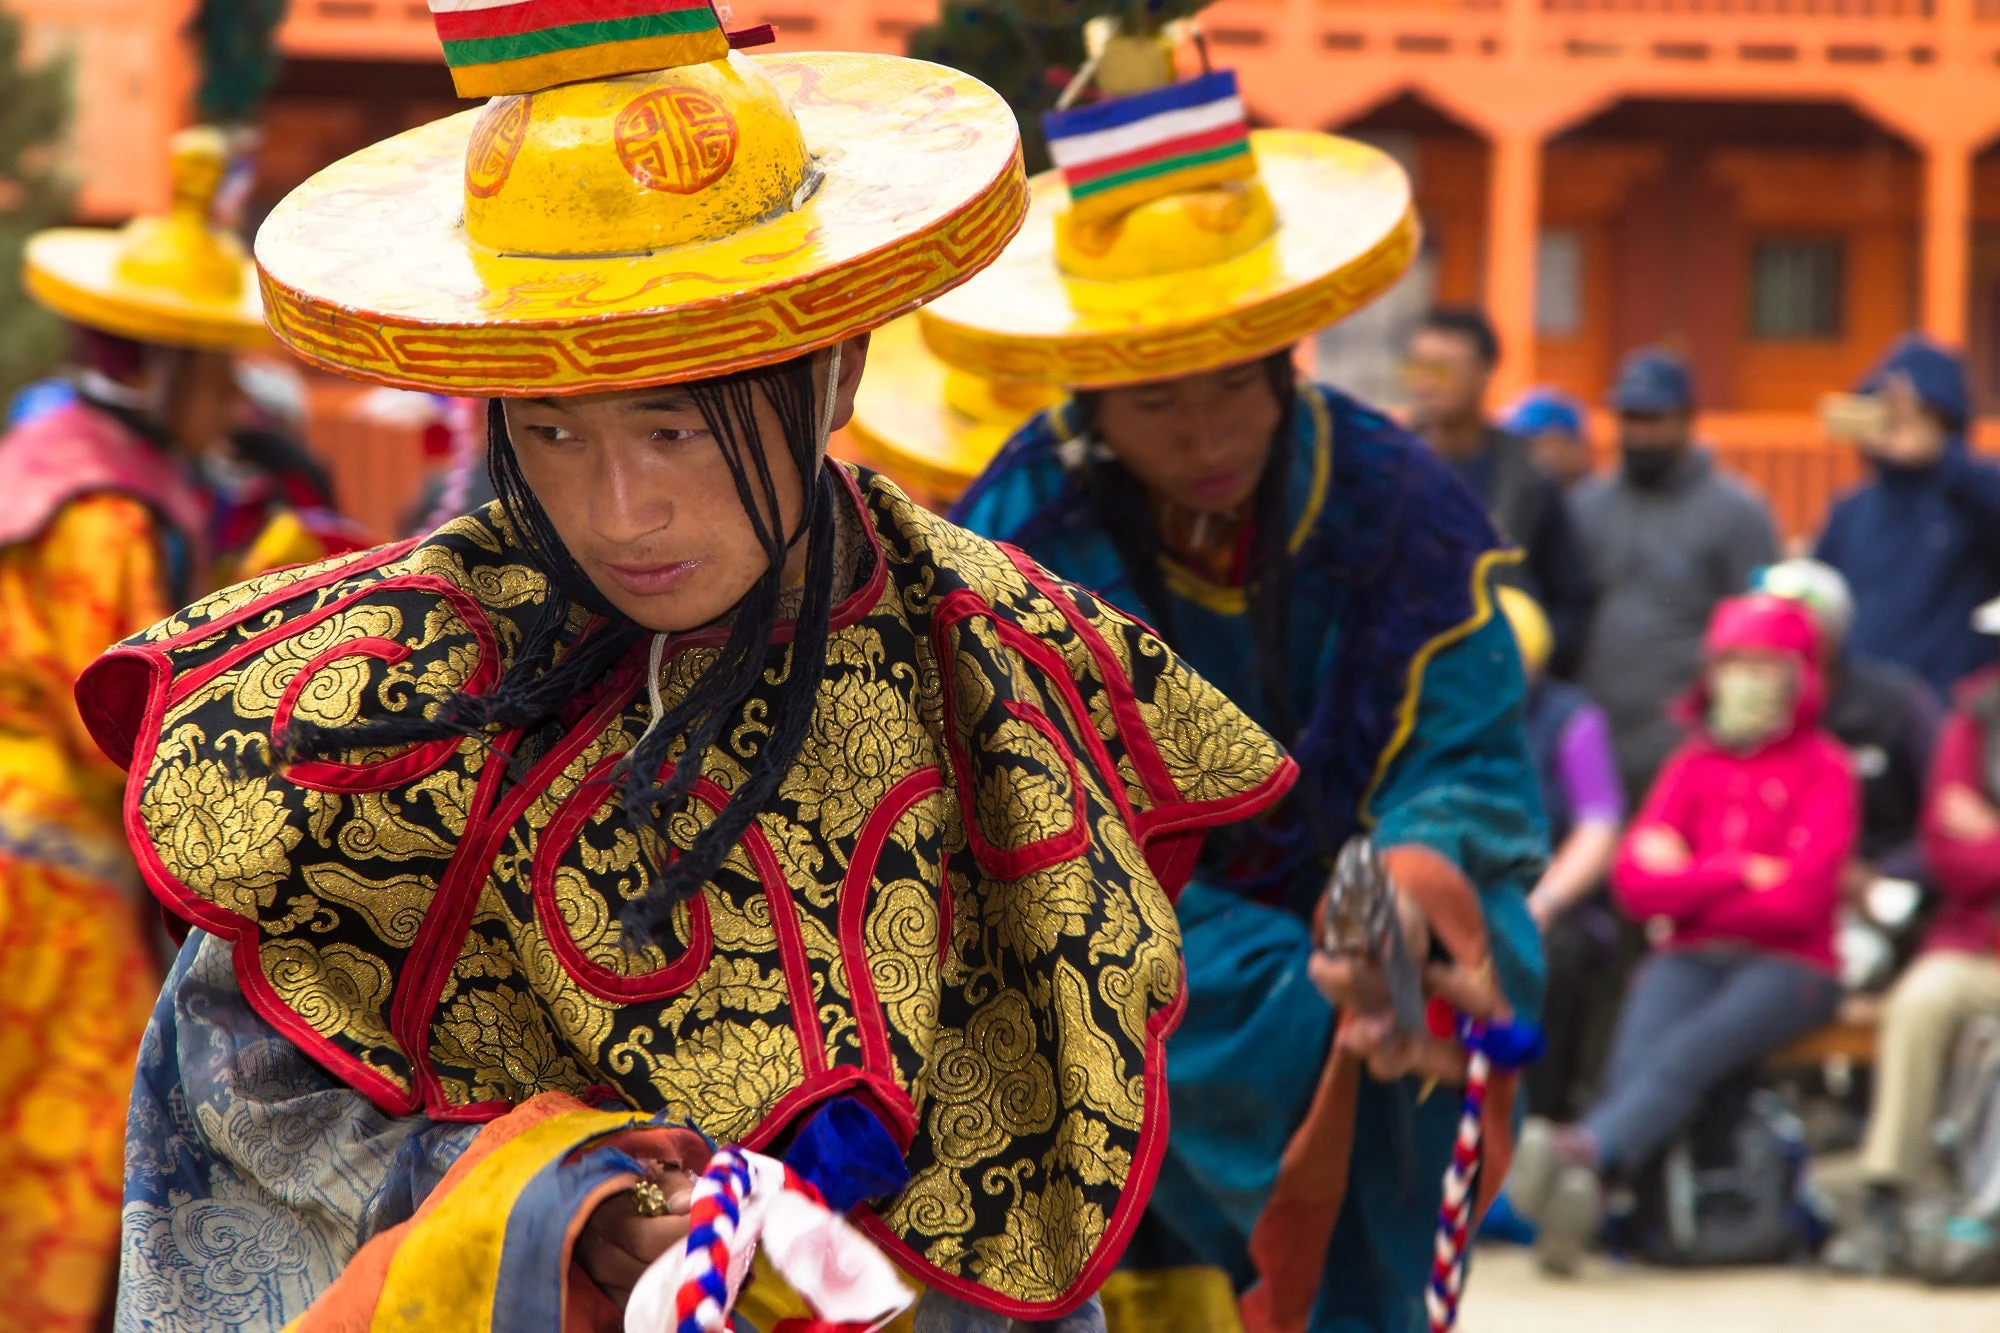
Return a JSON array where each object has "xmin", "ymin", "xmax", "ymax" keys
[{"xmin": 254, "ymin": 2, "xmax": 1029, "ymax": 398}]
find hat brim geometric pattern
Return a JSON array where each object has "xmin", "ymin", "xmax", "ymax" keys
[
  {"xmin": 255, "ymin": 53, "xmax": 1027, "ymax": 397},
  {"xmin": 918, "ymin": 130, "xmax": 1418, "ymax": 391},
  {"xmin": 25, "ymin": 231, "xmax": 270, "ymax": 353}
]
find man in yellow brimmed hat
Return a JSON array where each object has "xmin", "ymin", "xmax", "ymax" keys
[
  {"xmin": 940, "ymin": 24, "xmax": 1547, "ymax": 1333},
  {"xmin": 0, "ymin": 125, "xmax": 361, "ymax": 1333},
  {"xmin": 84, "ymin": 7, "xmax": 1299, "ymax": 1330}
]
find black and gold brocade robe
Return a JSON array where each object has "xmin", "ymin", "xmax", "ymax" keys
[{"xmin": 79, "ymin": 467, "xmax": 1293, "ymax": 1311}]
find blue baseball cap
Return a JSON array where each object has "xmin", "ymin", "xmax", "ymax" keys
[
  {"xmin": 1611, "ymin": 349, "xmax": 1693, "ymax": 415},
  {"xmin": 1502, "ymin": 388, "xmax": 1584, "ymax": 439}
]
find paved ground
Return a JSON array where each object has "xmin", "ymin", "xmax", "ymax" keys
[{"xmin": 1467, "ymin": 1246, "xmax": 2000, "ymax": 1332}]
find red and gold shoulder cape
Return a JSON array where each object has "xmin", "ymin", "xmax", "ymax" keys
[{"xmin": 77, "ymin": 466, "xmax": 1294, "ymax": 1315}]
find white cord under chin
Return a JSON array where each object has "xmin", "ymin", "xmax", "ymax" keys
[
  {"xmin": 635, "ymin": 343, "xmax": 844, "ymax": 750},
  {"xmin": 819, "ymin": 341, "xmax": 843, "ymax": 456}
]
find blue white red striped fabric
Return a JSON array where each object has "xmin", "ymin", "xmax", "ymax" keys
[{"xmin": 1041, "ymin": 70, "xmax": 1254, "ymax": 222}]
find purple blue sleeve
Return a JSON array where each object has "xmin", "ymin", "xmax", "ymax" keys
[{"xmin": 1556, "ymin": 704, "xmax": 1625, "ymax": 826}]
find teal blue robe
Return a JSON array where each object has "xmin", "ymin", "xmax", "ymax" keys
[{"xmin": 952, "ymin": 383, "xmax": 1548, "ymax": 1333}]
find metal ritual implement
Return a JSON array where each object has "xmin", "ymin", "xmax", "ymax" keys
[{"xmin": 1321, "ymin": 835, "xmax": 1427, "ymax": 1039}]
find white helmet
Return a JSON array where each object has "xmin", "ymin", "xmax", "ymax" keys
[{"xmin": 1754, "ymin": 558, "xmax": 1855, "ymax": 645}]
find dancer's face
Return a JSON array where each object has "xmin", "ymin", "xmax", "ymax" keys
[
  {"xmin": 1090, "ymin": 356, "xmax": 1285, "ymax": 515},
  {"xmin": 504, "ymin": 337, "xmax": 867, "ymax": 633}
]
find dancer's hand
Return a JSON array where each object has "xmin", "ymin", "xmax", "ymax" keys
[
  {"xmin": 1309, "ymin": 897, "xmax": 1506, "ymax": 1085},
  {"xmin": 576, "ymin": 1167, "xmax": 697, "ymax": 1309},
  {"xmin": 1307, "ymin": 889, "xmax": 1428, "ymax": 1015}
]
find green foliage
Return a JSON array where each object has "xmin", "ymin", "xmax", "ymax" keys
[
  {"xmin": 1002, "ymin": 0, "xmax": 1214, "ymax": 31},
  {"xmin": 193, "ymin": 0, "xmax": 289, "ymax": 125},
  {"xmin": 0, "ymin": 9, "xmax": 73, "ymax": 403},
  {"xmin": 909, "ymin": 6, "xmax": 1083, "ymax": 173},
  {"xmin": 908, "ymin": 0, "xmax": 1216, "ymax": 173}
]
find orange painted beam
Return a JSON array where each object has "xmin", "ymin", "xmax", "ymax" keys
[
  {"xmin": 1923, "ymin": 139, "xmax": 1972, "ymax": 348},
  {"xmin": 1485, "ymin": 131, "xmax": 1542, "ymax": 405}
]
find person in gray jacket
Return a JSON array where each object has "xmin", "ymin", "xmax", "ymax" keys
[{"xmin": 1576, "ymin": 349, "xmax": 1781, "ymax": 803}]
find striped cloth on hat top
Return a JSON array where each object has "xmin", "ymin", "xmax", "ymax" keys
[
  {"xmin": 1042, "ymin": 69, "xmax": 1255, "ymax": 225},
  {"xmin": 429, "ymin": 0, "xmax": 729, "ymax": 99}
]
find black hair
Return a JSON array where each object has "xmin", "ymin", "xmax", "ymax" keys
[
  {"xmin": 278, "ymin": 354, "xmax": 840, "ymax": 951},
  {"xmin": 1072, "ymin": 350, "xmax": 1299, "ymax": 741},
  {"xmin": 1419, "ymin": 306, "xmax": 1500, "ymax": 368}
]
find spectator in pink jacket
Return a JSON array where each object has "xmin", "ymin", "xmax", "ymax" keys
[
  {"xmin": 1827, "ymin": 595, "xmax": 2000, "ymax": 1275},
  {"xmin": 1510, "ymin": 594, "xmax": 1856, "ymax": 1275}
]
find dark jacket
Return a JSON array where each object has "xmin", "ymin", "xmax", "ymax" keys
[
  {"xmin": 1575, "ymin": 448, "xmax": 1781, "ymax": 802},
  {"xmin": 1469, "ymin": 427, "xmax": 1595, "ymax": 679},
  {"xmin": 1816, "ymin": 338, "xmax": 2000, "ymax": 701},
  {"xmin": 1823, "ymin": 652, "xmax": 1941, "ymax": 882}
]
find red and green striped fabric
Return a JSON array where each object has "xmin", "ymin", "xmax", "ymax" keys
[{"xmin": 428, "ymin": 0, "xmax": 729, "ymax": 99}]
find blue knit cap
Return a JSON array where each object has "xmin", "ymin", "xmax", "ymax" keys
[
  {"xmin": 1857, "ymin": 334, "xmax": 1968, "ymax": 433},
  {"xmin": 1502, "ymin": 388, "xmax": 1584, "ymax": 439}
]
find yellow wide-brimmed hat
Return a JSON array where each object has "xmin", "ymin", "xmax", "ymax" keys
[
  {"xmin": 918, "ymin": 63, "xmax": 1417, "ymax": 390},
  {"xmin": 25, "ymin": 127, "xmax": 268, "ymax": 352},
  {"xmin": 846, "ymin": 316, "xmax": 1060, "ymax": 504},
  {"xmin": 254, "ymin": 2, "xmax": 1026, "ymax": 398}
]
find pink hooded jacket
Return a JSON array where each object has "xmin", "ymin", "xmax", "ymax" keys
[
  {"xmin": 1612, "ymin": 595, "xmax": 1858, "ymax": 974},
  {"xmin": 1920, "ymin": 665, "xmax": 2000, "ymax": 956}
]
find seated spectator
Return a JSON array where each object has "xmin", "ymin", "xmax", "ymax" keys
[
  {"xmin": 1825, "ymin": 595, "xmax": 2000, "ymax": 1275},
  {"xmin": 1405, "ymin": 308, "xmax": 1595, "ymax": 677},
  {"xmin": 1510, "ymin": 595, "xmax": 1854, "ymax": 1275},
  {"xmin": 1498, "ymin": 585, "xmax": 1625, "ymax": 1121},
  {"xmin": 1756, "ymin": 559, "xmax": 1942, "ymax": 986},
  {"xmin": 1816, "ymin": 336, "xmax": 2000, "ymax": 703},
  {"xmin": 1504, "ymin": 387, "xmax": 1594, "ymax": 490}
]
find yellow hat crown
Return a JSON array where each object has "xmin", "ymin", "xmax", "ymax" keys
[
  {"xmin": 462, "ymin": 55, "xmax": 812, "ymax": 258},
  {"xmin": 113, "ymin": 128, "xmax": 247, "ymax": 307},
  {"xmin": 253, "ymin": 9, "xmax": 1029, "ymax": 394}
]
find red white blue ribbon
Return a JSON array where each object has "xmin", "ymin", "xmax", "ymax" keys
[{"xmin": 624, "ymin": 1145, "xmax": 913, "ymax": 1333}]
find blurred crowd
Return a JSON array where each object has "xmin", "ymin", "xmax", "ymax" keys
[{"xmin": 1402, "ymin": 309, "xmax": 2000, "ymax": 1286}]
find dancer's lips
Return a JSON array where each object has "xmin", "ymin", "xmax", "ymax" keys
[
  {"xmin": 1188, "ymin": 470, "xmax": 1247, "ymax": 503},
  {"xmin": 602, "ymin": 558, "xmax": 702, "ymax": 598}
]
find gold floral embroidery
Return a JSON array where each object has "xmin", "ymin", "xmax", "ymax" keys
[
  {"xmin": 1137, "ymin": 663, "xmax": 1286, "ymax": 804},
  {"xmin": 970, "ymin": 1178, "xmax": 1104, "ymax": 1300},
  {"xmin": 432, "ymin": 979, "xmax": 584, "ymax": 1101},
  {"xmin": 142, "ymin": 757, "xmax": 299, "ymax": 916},
  {"xmin": 112, "ymin": 480, "xmax": 1292, "ymax": 1307},
  {"xmin": 648, "ymin": 1019, "xmax": 803, "ymax": 1143}
]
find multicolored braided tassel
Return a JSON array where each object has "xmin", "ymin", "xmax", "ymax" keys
[
  {"xmin": 636, "ymin": 1144, "xmax": 912, "ymax": 1333},
  {"xmin": 674, "ymin": 1148, "xmax": 756, "ymax": 1333},
  {"xmin": 1425, "ymin": 1016, "xmax": 1543, "ymax": 1333}
]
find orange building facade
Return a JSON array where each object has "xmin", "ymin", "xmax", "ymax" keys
[{"xmin": 22, "ymin": 0, "xmax": 2000, "ymax": 535}]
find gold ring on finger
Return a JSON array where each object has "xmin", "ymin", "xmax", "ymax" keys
[{"xmin": 631, "ymin": 1178, "xmax": 669, "ymax": 1217}]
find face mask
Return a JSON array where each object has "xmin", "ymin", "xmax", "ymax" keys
[
  {"xmin": 1621, "ymin": 446, "xmax": 1679, "ymax": 488},
  {"xmin": 1707, "ymin": 660, "xmax": 1793, "ymax": 751}
]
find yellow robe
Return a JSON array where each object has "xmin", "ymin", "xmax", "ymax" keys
[{"xmin": 0, "ymin": 493, "xmax": 174, "ymax": 1333}]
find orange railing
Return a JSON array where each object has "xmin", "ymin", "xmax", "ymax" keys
[{"xmin": 279, "ymin": 0, "xmax": 441, "ymax": 59}]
